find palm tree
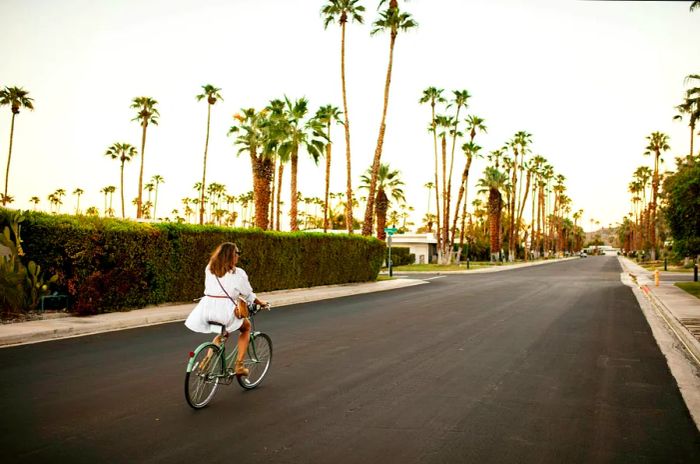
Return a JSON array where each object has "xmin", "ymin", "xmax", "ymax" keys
[
  {"xmin": 196, "ymin": 85, "xmax": 222, "ymax": 225},
  {"xmin": 151, "ymin": 174, "xmax": 165, "ymax": 219},
  {"xmin": 229, "ymin": 108, "xmax": 274, "ymax": 229},
  {"xmin": 0, "ymin": 86, "xmax": 34, "ymax": 206},
  {"xmin": 315, "ymin": 105, "xmax": 344, "ymax": 232},
  {"xmin": 452, "ymin": 141, "xmax": 482, "ymax": 259},
  {"xmin": 322, "ymin": 0, "xmax": 365, "ymax": 233},
  {"xmin": 674, "ymin": 81, "xmax": 700, "ymax": 163},
  {"xmin": 105, "ymin": 142, "xmax": 138, "ymax": 218},
  {"xmin": 277, "ymin": 97, "xmax": 326, "ymax": 231},
  {"xmin": 444, "ymin": 90, "xmax": 470, "ymax": 249},
  {"xmin": 434, "ymin": 114, "xmax": 453, "ymax": 260},
  {"xmin": 360, "ymin": 163, "xmax": 405, "ymax": 240},
  {"xmin": 73, "ymin": 188, "xmax": 84, "ymax": 214},
  {"xmin": 361, "ymin": 2, "xmax": 417, "ymax": 236},
  {"xmin": 643, "ymin": 131, "xmax": 670, "ymax": 259},
  {"xmin": 130, "ymin": 96, "xmax": 159, "ymax": 218},
  {"xmin": 144, "ymin": 182, "xmax": 154, "ymax": 217},
  {"xmin": 106, "ymin": 186, "xmax": 116, "ymax": 217},
  {"xmin": 691, "ymin": 1, "xmax": 699, "ymax": 12},
  {"xmin": 453, "ymin": 115, "xmax": 487, "ymax": 257},
  {"xmin": 419, "ymin": 87, "xmax": 446, "ymax": 245},
  {"xmin": 477, "ymin": 167, "xmax": 508, "ymax": 262},
  {"xmin": 53, "ymin": 188, "xmax": 66, "ymax": 213},
  {"xmin": 29, "ymin": 196, "xmax": 40, "ymax": 211}
]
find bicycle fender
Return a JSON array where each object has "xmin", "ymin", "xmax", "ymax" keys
[{"xmin": 186, "ymin": 342, "xmax": 218, "ymax": 373}]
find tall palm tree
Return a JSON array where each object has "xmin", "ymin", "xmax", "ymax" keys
[
  {"xmin": 361, "ymin": 2, "xmax": 417, "ymax": 236},
  {"xmin": 674, "ymin": 80, "xmax": 700, "ymax": 163},
  {"xmin": 105, "ymin": 142, "xmax": 138, "ymax": 218},
  {"xmin": 453, "ymin": 115, "xmax": 487, "ymax": 256},
  {"xmin": 151, "ymin": 174, "xmax": 165, "ymax": 219},
  {"xmin": 444, "ymin": 90, "xmax": 470, "ymax": 248},
  {"xmin": 196, "ymin": 84, "xmax": 222, "ymax": 225},
  {"xmin": 315, "ymin": 105, "xmax": 344, "ymax": 232},
  {"xmin": 72, "ymin": 188, "xmax": 84, "ymax": 215},
  {"xmin": 29, "ymin": 196, "xmax": 40, "ymax": 211},
  {"xmin": 0, "ymin": 86, "xmax": 34, "ymax": 206},
  {"xmin": 452, "ymin": 141, "xmax": 482, "ymax": 258},
  {"xmin": 477, "ymin": 167, "xmax": 508, "ymax": 262},
  {"xmin": 277, "ymin": 97, "xmax": 326, "ymax": 231},
  {"xmin": 419, "ymin": 87, "xmax": 445, "ymax": 246},
  {"xmin": 322, "ymin": 0, "xmax": 365, "ymax": 233},
  {"xmin": 643, "ymin": 131, "xmax": 670, "ymax": 259},
  {"xmin": 434, "ymin": 114, "xmax": 453, "ymax": 259},
  {"xmin": 691, "ymin": 1, "xmax": 699, "ymax": 12},
  {"xmin": 130, "ymin": 96, "xmax": 159, "ymax": 218},
  {"xmin": 360, "ymin": 163, "xmax": 405, "ymax": 240},
  {"xmin": 229, "ymin": 108, "xmax": 274, "ymax": 229}
]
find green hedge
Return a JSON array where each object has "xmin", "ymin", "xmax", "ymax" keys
[
  {"xmin": 385, "ymin": 246, "xmax": 415, "ymax": 266},
  {"xmin": 1, "ymin": 209, "xmax": 385, "ymax": 315}
]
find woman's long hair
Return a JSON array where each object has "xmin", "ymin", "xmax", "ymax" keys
[{"xmin": 209, "ymin": 242, "xmax": 239, "ymax": 277}]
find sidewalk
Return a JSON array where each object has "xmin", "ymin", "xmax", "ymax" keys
[
  {"xmin": 0, "ymin": 278, "xmax": 426, "ymax": 348},
  {"xmin": 618, "ymin": 256, "xmax": 700, "ymax": 364}
]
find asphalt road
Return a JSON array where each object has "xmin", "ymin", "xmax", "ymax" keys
[{"xmin": 1, "ymin": 257, "xmax": 699, "ymax": 463}]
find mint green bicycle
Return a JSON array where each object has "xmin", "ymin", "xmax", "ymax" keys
[{"xmin": 185, "ymin": 303, "xmax": 272, "ymax": 409}]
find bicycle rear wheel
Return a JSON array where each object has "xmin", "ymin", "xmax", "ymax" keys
[
  {"xmin": 237, "ymin": 333, "xmax": 273, "ymax": 390},
  {"xmin": 185, "ymin": 343, "xmax": 223, "ymax": 409}
]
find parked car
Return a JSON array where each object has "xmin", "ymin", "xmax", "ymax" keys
[{"xmin": 579, "ymin": 251, "xmax": 588, "ymax": 258}]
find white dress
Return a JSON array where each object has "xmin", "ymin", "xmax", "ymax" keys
[{"xmin": 184, "ymin": 265, "xmax": 257, "ymax": 334}]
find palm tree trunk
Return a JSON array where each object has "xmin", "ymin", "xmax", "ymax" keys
[
  {"xmin": 276, "ymin": 163, "xmax": 284, "ymax": 231},
  {"xmin": 450, "ymin": 155, "xmax": 473, "ymax": 250},
  {"xmin": 431, "ymin": 103, "xmax": 441, "ymax": 262},
  {"xmin": 270, "ymin": 156, "xmax": 277, "ymax": 227},
  {"xmin": 529, "ymin": 182, "xmax": 536, "ymax": 259},
  {"xmin": 120, "ymin": 162, "xmax": 126, "ymax": 219},
  {"xmin": 199, "ymin": 105, "xmax": 211, "ymax": 225},
  {"xmin": 290, "ymin": 147, "xmax": 300, "ymax": 231},
  {"xmin": 489, "ymin": 189, "xmax": 501, "ymax": 262},
  {"xmin": 340, "ymin": 22, "xmax": 355, "ymax": 234},
  {"xmin": 154, "ymin": 184, "xmax": 159, "ymax": 219},
  {"xmin": 376, "ymin": 190, "xmax": 388, "ymax": 241},
  {"xmin": 362, "ymin": 31, "xmax": 397, "ymax": 236},
  {"xmin": 689, "ymin": 122, "xmax": 695, "ymax": 164},
  {"xmin": 458, "ymin": 176, "xmax": 469, "ymax": 258},
  {"xmin": 440, "ymin": 135, "xmax": 448, "ymax": 262},
  {"xmin": 3, "ymin": 113, "xmax": 16, "ymax": 206},
  {"xmin": 250, "ymin": 149, "xmax": 271, "ymax": 230},
  {"xmin": 136, "ymin": 122, "xmax": 148, "ymax": 219},
  {"xmin": 324, "ymin": 123, "xmax": 332, "ymax": 232}
]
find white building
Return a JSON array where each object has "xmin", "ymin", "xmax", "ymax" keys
[{"xmin": 389, "ymin": 233, "xmax": 438, "ymax": 264}]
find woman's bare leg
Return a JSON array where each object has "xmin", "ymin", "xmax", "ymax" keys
[{"xmin": 235, "ymin": 319, "xmax": 251, "ymax": 376}]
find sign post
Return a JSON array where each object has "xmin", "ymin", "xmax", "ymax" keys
[{"xmin": 384, "ymin": 227, "xmax": 398, "ymax": 277}]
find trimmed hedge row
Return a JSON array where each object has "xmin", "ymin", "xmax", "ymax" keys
[
  {"xmin": 1, "ymin": 209, "xmax": 385, "ymax": 315},
  {"xmin": 386, "ymin": 247, "xmax": 415, "ymax": 266}
]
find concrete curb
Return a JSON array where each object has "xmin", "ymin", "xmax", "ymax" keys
[
  {"xmin": 0, "ymin": 278, "xmax": 426, "ymax": 348},
  {"xmin": 619, "ymin": 256, "xmax": 700, "ymax": 366}
]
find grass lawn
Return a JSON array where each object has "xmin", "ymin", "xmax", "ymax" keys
[
  {"xmin": 638, "ymin": 260, "xmax": 695, "ymax": 272},
  {"xmin": 390, "ymin": 262, "xmax": 496, "ymax": 272},
  {"xmin": 675, "ymin": 282, "xmax": 700, "ymax": 299}
]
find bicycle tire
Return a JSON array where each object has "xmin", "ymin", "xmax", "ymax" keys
[
  {"xmin": 185, "ymin": 343, "xmax": 223, "ymax": 409},
  {"xmin": 237, "ymin": 333, "xmax": 273, "ymax": 390}
]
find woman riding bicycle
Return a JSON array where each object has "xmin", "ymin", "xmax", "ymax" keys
[{"xmin": 185, "ymin": 242, "xmax": 267, "ymax": 377}]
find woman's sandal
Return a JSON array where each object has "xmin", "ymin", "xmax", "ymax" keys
[{"xmin": 234, "ymin": 360, "xmax": 249, "ymax": 377}]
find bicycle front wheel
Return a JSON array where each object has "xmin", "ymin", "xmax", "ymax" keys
[
  {"xmin": 185, "ymin": 343, "xmax": 223, "ymax": 409},
  {"xmin": 237, "ymin": 333, "xmax": 273, "ymax": 390}
]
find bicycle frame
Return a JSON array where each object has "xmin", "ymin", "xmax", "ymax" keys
[{"xmin": 186, "ymin": 330, "xmax": 264, "ymax": 374}]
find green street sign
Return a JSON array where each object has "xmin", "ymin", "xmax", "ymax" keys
[{"xmin": 384, "ymin": 227, "xmax": 398, "ymax": 235}]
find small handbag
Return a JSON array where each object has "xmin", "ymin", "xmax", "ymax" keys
[{"xmin": 216, "ymin": 277, "xmax": 249, "ymax": 319}]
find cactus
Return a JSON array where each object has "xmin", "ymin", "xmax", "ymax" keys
[{"xmin": 1, "ymin": 211, "xmax": 57, "ymax": 313}]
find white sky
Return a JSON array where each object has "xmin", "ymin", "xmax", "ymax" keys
[{"xmin": 1, "ymin": 0, "xmax": 698, "ymax": 232}]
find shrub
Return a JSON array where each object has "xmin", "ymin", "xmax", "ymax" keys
[
  {"xmin": 386, "ymin": 246, "xmax": 415, "ymax": 266},
  {"xmin": 0, "ymin": 209, "xmax": 384, "ymax": 315}
]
